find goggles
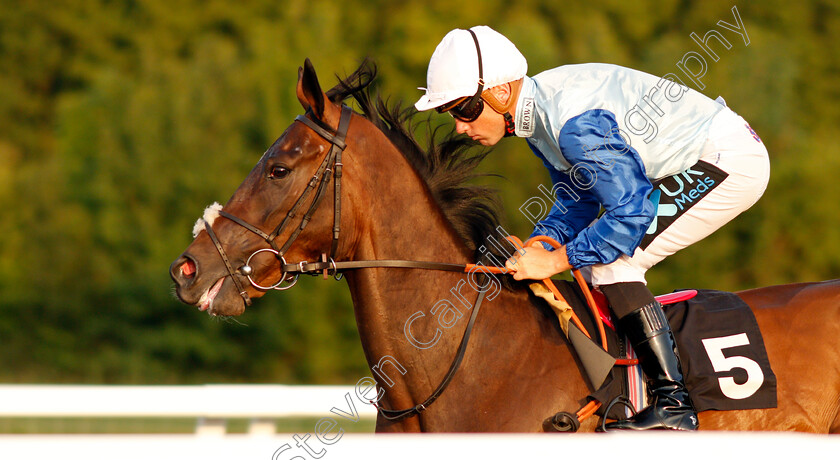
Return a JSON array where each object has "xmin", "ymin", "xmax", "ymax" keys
[
  {"xmin": 435, "ymin": 29, "xmax": 485, "ymax": 123},
  {"xmin": 436, "ymin": 93, "xmax": 484, "ymax": 122}
]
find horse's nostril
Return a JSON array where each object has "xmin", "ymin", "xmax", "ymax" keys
[{"xmin": 181, "ymin": 259, "xmax": 197, "ymax": 278}]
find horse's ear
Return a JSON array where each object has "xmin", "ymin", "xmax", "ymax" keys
[{"xmin": 296, "ymin": 58, "xmax": 325, "ymax": 118}]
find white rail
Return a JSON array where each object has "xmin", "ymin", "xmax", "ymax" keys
[{"xmin": 0, "ymin": 384, "xmax": 377, "ymax": 435}]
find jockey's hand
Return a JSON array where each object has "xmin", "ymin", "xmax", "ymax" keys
[{"xmin": 504, "ymin": 242, "xmax": 572, "ymax": 281}]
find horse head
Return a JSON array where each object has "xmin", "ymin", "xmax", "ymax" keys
[{"xmin": 170, "ymin": 59, "xmax": 367, "ymax": 316}]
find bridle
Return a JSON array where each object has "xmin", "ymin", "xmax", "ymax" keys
[
  {"xmin": 201, "ymin": 104, "xmax": 489, "ymax": 421},
  {"xmin": 203, "ymin": 106, "xmax": 348, "ymax": 305},
  {"xmin": 204, "ymin": 105, "xmax": 475, "ymax": 305},
  {"xmin": 203, "ymin": 106, "xmax": 352, "ymax": 307}
]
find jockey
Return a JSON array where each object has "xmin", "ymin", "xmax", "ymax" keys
[{"xmin": 414, "ymin": 25, "xmax": 769, "ymax": 431}]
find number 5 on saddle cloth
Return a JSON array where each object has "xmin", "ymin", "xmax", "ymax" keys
[{"xmin": 534, "ymin": 281, "xmax": 777, "ymax": 420}]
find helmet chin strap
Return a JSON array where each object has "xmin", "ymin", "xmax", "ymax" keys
[{"xmin": 503, "ymin": 112, "xmax": 516, "ymax": 137}]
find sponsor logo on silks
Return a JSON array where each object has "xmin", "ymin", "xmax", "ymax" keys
[
  {"xmin": 745, "ymin": 123, "xmax": 762, "ymax": 143},
  {"xmin": 645, "ymin": 189, "xmax": 678, "ymax": 235},
  {"xmin": 639, "ymin": 160, "xmax": 729, "ymax": 250},
  {"xmin": 519, "ymin": 97, "xmax": 535, "ymax": 136}
]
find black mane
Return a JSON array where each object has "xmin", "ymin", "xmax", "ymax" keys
[{"xmin": 326, "ymin": 60, "xmax": 505, "ymax": 257}]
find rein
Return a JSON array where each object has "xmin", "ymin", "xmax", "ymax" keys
[{"xmin": 203, "ymin": 105, "xmax": 608, "ymax": 426}]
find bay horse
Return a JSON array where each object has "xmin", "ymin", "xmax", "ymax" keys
[{"xmin": 170, "ymin": 59, "xmax": 840, "ymax": 433}]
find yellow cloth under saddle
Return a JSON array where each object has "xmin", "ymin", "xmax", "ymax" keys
[{"xmin": 529, "ymin": 282, "xmax": 573, "ymax": 337}]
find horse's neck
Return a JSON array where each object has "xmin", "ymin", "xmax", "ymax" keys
[
  {"xmin": 345, "ymin": 182, "xmax": 475, "ymax": 382},
  {"xmin": 342, "ymin": 174, "xmax": 581, "ymax": 430},
  {"xmin": 338, "ymin": 146, "xmax": 480, "ymax": 415},
  {"xmin": 341, "ymin": 139, "xmax": 586, "ymax": 431}
]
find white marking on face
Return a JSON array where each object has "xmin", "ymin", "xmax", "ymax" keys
[{"xmin": 192, "ymin": 202, "xmax": 223, "ymax": 238}]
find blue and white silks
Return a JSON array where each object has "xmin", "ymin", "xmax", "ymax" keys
[{"xmin": 515, "ymin": 63, "xmax": 724, "ymax": 268}]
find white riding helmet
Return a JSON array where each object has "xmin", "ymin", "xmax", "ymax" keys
[{"xmin": 415, "ymin": 25, "xmax": 528, "ymax": 112}]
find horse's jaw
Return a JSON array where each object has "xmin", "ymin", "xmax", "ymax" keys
[{"xmin": 171, "ymin": 273, "xmax": 251, "ymax": 317}]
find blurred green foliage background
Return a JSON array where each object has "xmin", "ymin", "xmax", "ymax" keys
[{"xmin": 1, "ymin": 0, "xmax": 838, "ymax": 384}]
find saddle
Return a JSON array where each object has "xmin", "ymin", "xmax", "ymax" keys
[{"xmin": 531, "ymin": 280, "xmax": 777, "ymax": 425}]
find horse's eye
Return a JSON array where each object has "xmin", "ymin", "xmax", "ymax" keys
[{"xmin": 269, "ymin": 165, "xmax": 291, "ymax": 179}]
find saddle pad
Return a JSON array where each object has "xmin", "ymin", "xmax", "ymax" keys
[
  {"xmin": 664, "ymin": 289, "xmax": 777, "ymax": 411},
  {"xmin": 539, "ymin": 282, "xmax": 777, "ymax": 417}
]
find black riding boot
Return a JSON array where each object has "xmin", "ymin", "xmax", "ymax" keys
[{"xmin": 605, "ymin": 301, "xmax": 698, "ymax": 431}]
